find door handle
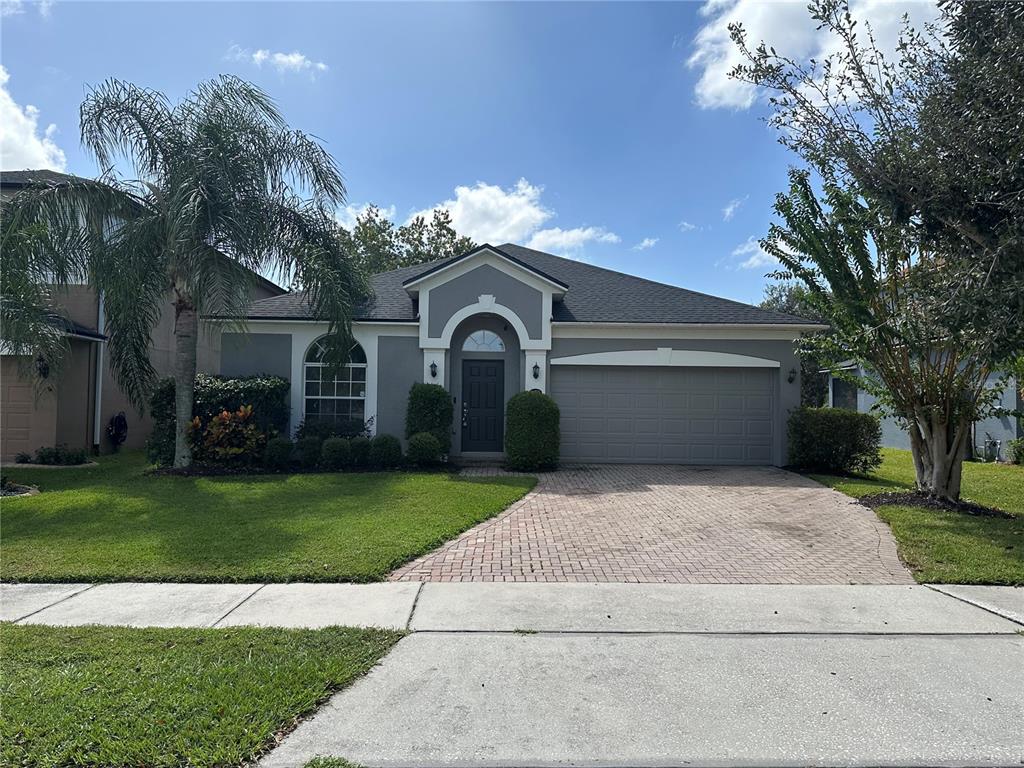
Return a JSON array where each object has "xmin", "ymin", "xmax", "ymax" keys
[{"xmin": 462, "ymin": 402, "xmax": 469, "ymax": 428}]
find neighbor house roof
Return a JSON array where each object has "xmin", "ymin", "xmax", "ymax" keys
[
  {"xmin": 230, "ymin": 243, "xmax": 822, "ymax": 326},
  {"xmin": 49, "ymin": 316, "xmax": 107, "ymax": 342},
  {"xmin": 2, "ymin": 169, "xmax": 287, "ymax": 297},
  {"xmin": 0, "ymin": 169, "xmax": 80, "ymax": 189}
]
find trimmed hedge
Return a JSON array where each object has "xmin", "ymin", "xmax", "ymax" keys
[
  {"xmin": 504, "ymin": 391, "xmax": 560, "ymax": 471},
  {"xmin": 405, "ymin": 384, "xmax": 453, "ymax": 454},
  {"xmin": 320, "ymin": 437, "xmax": 351, "ymax": 470},
  {"xmin": 787, "ymin": 407, "xmax": 882, "ymax": 474},
  {"xmin": 147, "ymin": 374, "xmax": 289, "ymax": 466},
  {"xmin": 296, "ymin": 436, "xmax": 322, "ymax": 470},
  {"xmin": 19, "ymin": 444, "xmax": 89, "ymax": 466},
  {"xmin": 369, "ymin": 434, "xmax": 402, "ymax": 468},
  {"xmin": 349, "ymin": 436, "xmax": 371, "ymax": 467},
  {"xmin": 1007, "ymin": 437, "xmax": 1024, "ymax": 465},
  {"xmin": 294, "ymin": 417, "xmax": 371, "ymax": 443},
  {"xmin": 407, "ymin": 431, "xmax": 441, "ymax": 467},
  {"xmin": 264, "ymin": 437, "xmax": 294, "ymax": 470}
]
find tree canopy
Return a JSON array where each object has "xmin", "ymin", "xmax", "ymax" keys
[
  {"xmin": 340, "ymin": 205, "xmax": 475, "ymax": 275},
  {"xmin": 732, "ymin": 0, "xmax": 1023, "ymax": 499}
]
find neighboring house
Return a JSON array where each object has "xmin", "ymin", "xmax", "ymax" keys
[
  {"xmin": 0, "ymin": 169, "xmax": 285, "ymax": 460},
  {"xmin": 826, "ymin": 364, "xmax": 1022, "ymax": 460},
  {"xmin": 211, "ymin": 244, "xmax": 824, "ymax": 466}
]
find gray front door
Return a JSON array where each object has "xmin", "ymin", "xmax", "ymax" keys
[
  {"xmin": 462, "ymin": 360, "xmax": 504, "ymax": 452},
  {"xmin": 550, "ymin": 366, "xmax": 775, "ymax": 464}
]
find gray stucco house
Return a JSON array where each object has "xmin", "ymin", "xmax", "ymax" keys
[
  {"xmin": 213, "ymin": 244, "xmax": 824, "ymax": 465},
  {"xmin": 828, "ymin": 365, "xmax": 1022, "ymax": 461}
]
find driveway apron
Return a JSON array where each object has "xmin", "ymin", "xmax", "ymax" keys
[{"xmin": 390, "ymin": 465, "xmax": 912, "ymax": 584}]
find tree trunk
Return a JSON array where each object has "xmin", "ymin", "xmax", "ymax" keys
[
  {"xmin": 172, "ymin": 298, "xmax": 198, "ymax": 469},
  {"xmin": 908, "ymin": 414, "xmax": 969, "ymax": 501}
]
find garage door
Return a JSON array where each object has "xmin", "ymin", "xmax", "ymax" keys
[{"xmin": 550, "ymin": 366, "xmax": 775, "ymax": 464}]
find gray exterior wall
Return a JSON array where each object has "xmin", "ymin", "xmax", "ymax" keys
[
  {"xmin": 449, "ymin": 314, "xmax": 522, "ymax": 455},
  {"xmin": 550, "ymin": 337, "xmax": 802, "ymax": 466},
  {"xmin": 220, "ymin": 333, "xmax": 292, "ymax": 379},
  {"xmin": 376, "ymin": 335, "xmax": 422, "ymax": 444},
  {"xmin": 849, "ymin": 373, "xmax": 1021, "ymax": 459},
  {"xmin": 427, "ymin": 264, "xmax": 543, "ymax": 340}
]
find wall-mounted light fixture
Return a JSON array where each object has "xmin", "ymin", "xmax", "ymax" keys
[
  {"xmin": 430, "ymin": 361, "xmax": 438, "ymax": 378},
  {"xmin": 787, "ymin": 367, "xmax": 797, "ymax": 384},
  {"xmin": 35, "ymin": 355, "xmax": 50, "ymax": 380},
  {"xmin": 532, "ymin": 362, "xmax": 541, "ymax": 379}
]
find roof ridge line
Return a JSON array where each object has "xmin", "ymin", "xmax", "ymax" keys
[{"xmin": 499, "ymin": 243, "xmax": 815, "ymax": 324}]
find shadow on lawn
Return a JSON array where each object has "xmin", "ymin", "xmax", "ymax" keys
[{"xmin": 1, "ymin": 457, "xmax": 532, "ymax": 582}]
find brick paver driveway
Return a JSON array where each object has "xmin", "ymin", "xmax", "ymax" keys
[{"xmin": 390, "ymin": 465, "xmax": 912, "ymax": 584}]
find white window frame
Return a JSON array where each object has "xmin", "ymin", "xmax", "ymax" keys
[
  {"xmin": 462, "ymin": 329, "xmax": 506, "ymax": 353},
  {"xmin": 303, "ymin": 339, "xmax": 368, "ymax": 425}
]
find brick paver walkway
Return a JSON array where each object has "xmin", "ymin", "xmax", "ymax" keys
[{"xmin": 389, "ymin": 465, "xmax": 912, "ymax": 584}]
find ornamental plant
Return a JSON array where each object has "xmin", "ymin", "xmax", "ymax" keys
[
  {"xmin": 504, "ymin": 391, "xmax": 560, "ymax": 471},
  {"xmin": 189, "ymin": 405, "xmax": 267, "ymax": 465},
  {"xmin": 405, "ymin": 383, "xmax": 453, "ymax": 454}
]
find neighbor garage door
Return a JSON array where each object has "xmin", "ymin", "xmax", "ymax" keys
[{"xmin": 550, "ymin": 366, "xmax": 775, "ymax": 464}]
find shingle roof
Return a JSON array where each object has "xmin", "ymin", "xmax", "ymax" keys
[
  {"xmin": 0, "ymin": 169, "xmax": 79, "ymax": 188},
  {"xmin": 236, "ymin": 243, "xmax": 821, "ymax": 326}
]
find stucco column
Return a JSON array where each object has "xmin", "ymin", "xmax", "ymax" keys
[
  {"xmin": 524, "ymin": 350, "xmax": 547, "ymax": 393},
  {"xmin": 423, "ymin": 348, "xmax": 447, "ymax": 388}
]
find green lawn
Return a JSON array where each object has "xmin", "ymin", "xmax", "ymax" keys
[
  {"xmin": 0, "ymin": 452, "xmax": 534, "ymax": 583},
  {"xmin": 0, "ymin": 623, "xmax": 402, "ymax": 768},
  {"xmin": 812, "ymin": 448, "xmax": 1024, "ymax": 585}
]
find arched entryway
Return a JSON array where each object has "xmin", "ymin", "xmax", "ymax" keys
[{"xmin": 449, "ymin": 314, "xmax": 521, "ymax": 455}]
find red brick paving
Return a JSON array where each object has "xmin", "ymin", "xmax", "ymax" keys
[{"xmin": 389, "ymin": 465, "xmax": 912, "ymax": 584}]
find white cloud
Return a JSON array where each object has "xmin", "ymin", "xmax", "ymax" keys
[
  {"xmin": 226, "ymin": 44, "xmax": 328, "ymax": 77},
  {"xmin": 408, "ymin": 179, "xmax": 550, "ymax": 244},
  {"xmin": 687, "ymin": 0, "xmax": 940, "ymax": 110},
  {"xmin": 336, "ymin": 202, "xmax": 396, "ymax": 229},
  {"xmin": 732, "ymin": 236, "xmax": 776, "ymax": 269},
  {"xmin": 632, "ymin": 237, "xmax": 659, "ymax": 251},
  {"xmin": 2, "ymin": 0, "xmax": 54, "ymax": 17},
  {"xmin": 408, "ymin": 178, "xmax": 619, "ymax": 258},
  {"xmin": 0, "ymin": 65, "xmax": 66, "ymax": 171},
  {"xmin": 722, "ymin": 196, "xmax": 746, "ymax": 221},
  {"xmin": 527, "ymin": 226, "xmax": 620, "ymax": 254},
  {"xmin": 678, "ymin": 220, "xmax": 697, "ymax": 233}
]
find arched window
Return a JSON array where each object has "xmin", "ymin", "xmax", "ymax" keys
[
  {"xmin": 304, "ymin": 339, "xmax": 367, "ymax": 426},
  {"xmin": 462, "ymin": 329, "xmax": 505, "ymax": 352}
]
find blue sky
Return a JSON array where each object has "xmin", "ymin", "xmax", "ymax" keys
[{"xmin": 0, "ymin": 0, "xmax": 935, "ymax": 304}]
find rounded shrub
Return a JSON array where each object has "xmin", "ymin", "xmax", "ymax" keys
[
  {"xmin": 405, "ymin": 383, "xmax": 453, "ymax": 454},
  {"xmin": 296, "ymin": 436, "xmax": 323, "ymax": 470},
  {"xmin": 369, "ymin": 433, "xmax": 403, "ymax": 468},
  {"xmin": 349, "ymin": 435, "xmax": 371, "ymax": 467},
  {"xmin": 407, "ymin": 431, "xmax": 442, "ymax": 467},
  {"xmin": 320, "ymin": 437, "xmax": 351, "ymax": 470},
  {"xmin": 1007, "ymin": 437, "xmax": 1024, "ymax": 465},
  {"xmin": 787, "ymin": 406, "xmax": 882, "ymax": 474},
  {"xmin": 264, "ymin": 436, "xmax": 294, "ymax": 471},
  {"xmin": 504, "ymin": 391, "xmax": 560, "ymax": 471}
]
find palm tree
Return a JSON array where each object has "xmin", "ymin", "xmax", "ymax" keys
[{"xmin": 9, "ymin": 76, "xmax": 364, "ymax": 467}]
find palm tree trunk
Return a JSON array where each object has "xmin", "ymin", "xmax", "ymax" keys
[{"xmin": 173, "ymin": 297, "xmax": 198, "ymax": 469}]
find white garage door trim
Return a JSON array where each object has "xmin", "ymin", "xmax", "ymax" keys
[{"xmin": 550, "ymin": 348, "xmax": 780, "ymax": 368}]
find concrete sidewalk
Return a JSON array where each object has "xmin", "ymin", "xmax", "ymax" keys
[
  {"xmin": 4, "ymin": 582, "xmax": 1023, "ymax": 767},
  {"xmin": 4, "ymin": 581, "xmax": 1023, "ymax": 632}
]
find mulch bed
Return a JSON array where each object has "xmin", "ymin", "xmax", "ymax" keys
[
  {"xmin": 147, "ymin": 464, "xmax": 450, "ymax": 478},
  {"xmin": 1, "ymin": 483, "xmax": 39, "ymax": 498},
  {"xmin": 858, "ymin": 490, "xmax": 1013, "ymax": 519}
]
